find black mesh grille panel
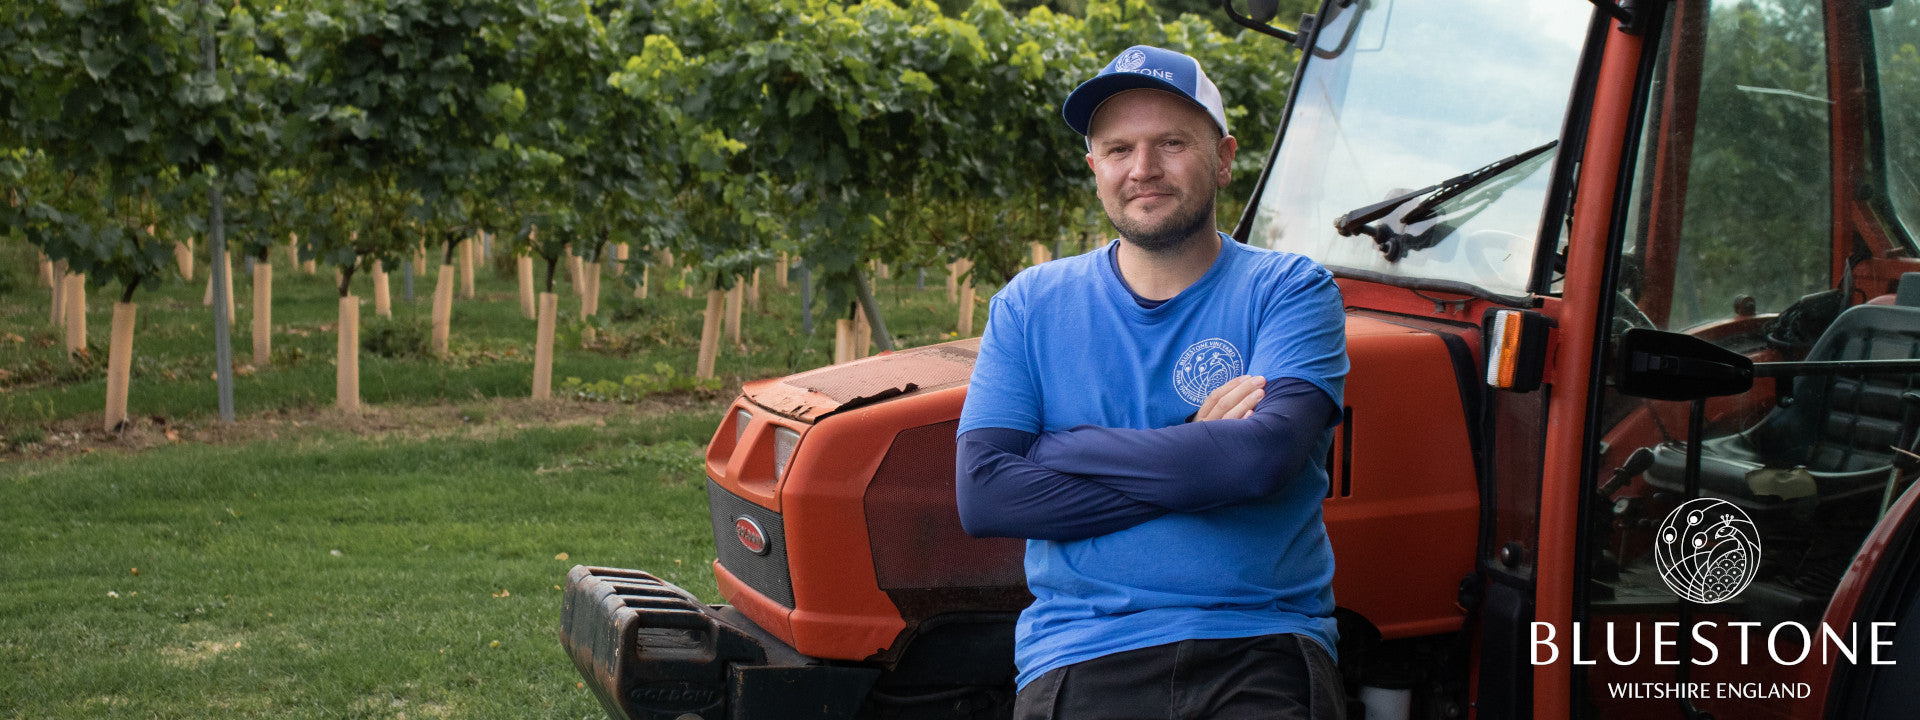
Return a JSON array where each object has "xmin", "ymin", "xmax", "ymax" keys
[
  {"xmin": 706, "ymin": 479, "xmax": 794, "ymax": 607},
  {"xmin": 864, "ymin": 421, "xmax": 1026, "ymax": 591}
]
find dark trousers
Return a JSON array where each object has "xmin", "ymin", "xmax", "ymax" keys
[{"xmin": 1012, "ymin": 634, "xmax": 1345, "ymax": 720}]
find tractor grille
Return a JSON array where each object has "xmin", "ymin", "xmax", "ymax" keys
[{"xmin": 706, "ymin": 479, "xmax": 795, "ymax": 607}]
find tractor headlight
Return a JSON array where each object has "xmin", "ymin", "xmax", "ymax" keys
[{"xmin": 772, "ymin": 427, "xmax": 799, "ymax": 480}]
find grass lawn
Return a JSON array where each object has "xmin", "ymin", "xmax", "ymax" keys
[
  {"xmin": 0, "ymin": 401, "xmax": 727, "ymax": 719},
  {"xmin": 0, "ymin": 234, "xmax": 1008, "ymax": 718}
]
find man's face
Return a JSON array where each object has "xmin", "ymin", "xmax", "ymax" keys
[{"xmin": 1085, "ymin": 89, "xmax": 1237, "ymax": 253}]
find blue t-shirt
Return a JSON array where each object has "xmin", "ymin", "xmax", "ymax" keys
[{"xmin": 958, "ymin": 234, "xmax": 1348, "ymax": 689}]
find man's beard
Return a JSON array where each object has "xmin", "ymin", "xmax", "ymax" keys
[{"xmin": 1107, "ymin": 193, "xmax": 1217, "ymax": 254}]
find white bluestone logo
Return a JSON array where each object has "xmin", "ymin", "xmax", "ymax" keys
[{"xmin": 1654, "ymin": 497, "xmax": 1762, "ymax": 604}]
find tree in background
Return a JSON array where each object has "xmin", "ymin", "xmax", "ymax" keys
[
  {"xmin": 288, "ymin": 0, "xmax": 527, "ymax": 366},
  {"xmin": 1, "ymin": 0, "xmax": 280, "ymax": 429},
  {"xmin": 2, "ymin": 0, "xmax": 1313, "ymax": 422}
]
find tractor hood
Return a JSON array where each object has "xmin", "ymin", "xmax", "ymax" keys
[{"xmin": 741, "ymin": 339, "xmax": 981, "ymax": 423}]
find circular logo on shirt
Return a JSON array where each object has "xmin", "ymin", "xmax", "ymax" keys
[
  {"xmin": 1654, "ymin": 498, "xmax": 1761, "ymax": 604},
  {"xmin": 1173, "ymin": 338, "xmax": 1244, "ymax": 406},
  {"xmin": 1116, "ymin": 48, "xmax": 1148, "ymax": 73}
]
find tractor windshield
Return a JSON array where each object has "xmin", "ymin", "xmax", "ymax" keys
[
  {"xmin": 1869, "ymin": 0, "xmax": 1920, "ymax": 248},
  {"xmin": 1245, "ymin": 0, "xmax": 1594, "ymax": 298}
]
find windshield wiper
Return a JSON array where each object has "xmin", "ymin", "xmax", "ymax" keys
[{"xmin": 1333, "ymin": 140, "xmax": 1559, "ymax": 261}]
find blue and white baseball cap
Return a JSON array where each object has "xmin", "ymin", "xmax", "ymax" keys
[{"xmin": 1062, "ymin": 45, "xmax": 1229, "ymax": 138}]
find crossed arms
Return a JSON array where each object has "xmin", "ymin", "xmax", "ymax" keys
[{"xmin": 955, "ymin": 375, "xmax": 1336, "ymax": 541}]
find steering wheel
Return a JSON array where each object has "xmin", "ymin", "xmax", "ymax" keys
[
  {"xmin": 1611, "ymin": 291, "xmax": 1656, "ymax": 337},
  {"xmin": 1764, "ymin": 288, "xmax": 1843, "ymax": 354}
]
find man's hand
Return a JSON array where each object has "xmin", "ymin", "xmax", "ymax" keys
[{"xmin": 1194, "ymin": 375, "xmax": 1265, "ymax": 422}]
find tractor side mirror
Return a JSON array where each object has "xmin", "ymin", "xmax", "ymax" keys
[
  {"xmin": 1247, "ymin": 0, "xmax": 1279, "ymax": 23},
  {"xmin": 1614, "ymin": 328, "xmax": 1755, "ymax": 401},
  {"xmin": 1221, "ymin": 0, "xmax": 1305, "ymax": 45}
]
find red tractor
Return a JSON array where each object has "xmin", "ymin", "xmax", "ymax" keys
[{"xmin": 562, "ymin": 0, "xmax": 1920, "ymax": 717}]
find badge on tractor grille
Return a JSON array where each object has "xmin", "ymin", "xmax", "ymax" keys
[{"xmin": 734, "ymin": 515, "xmax": 770, "ymax": 556}]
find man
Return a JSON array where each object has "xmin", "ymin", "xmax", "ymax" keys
[{"xmin": 955, "ymin": 45, "xmax": 1349, "ymax": 720}]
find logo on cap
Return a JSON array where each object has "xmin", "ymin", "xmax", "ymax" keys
[{"xmin": 1062, "ymin": 44, "xmax": 1226, "ymax": 137}]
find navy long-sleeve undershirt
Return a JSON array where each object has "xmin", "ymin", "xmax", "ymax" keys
[{"xmin": 956, "ymin": 376, "xmax": 1336, "ymax": 541}]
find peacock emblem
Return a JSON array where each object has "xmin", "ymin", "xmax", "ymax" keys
[{"xmin": 1654, "ymin": 498, "xmax": 1762, "ymax": 604}]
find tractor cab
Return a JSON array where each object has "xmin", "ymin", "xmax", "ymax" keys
[
  {"xmin": 1231, "ymin": 0, "xmax": 1920, "ymax": 716},
  {"xmin": 1578, "ymin": 1, "xmax": 1920, "ymax": 717}
]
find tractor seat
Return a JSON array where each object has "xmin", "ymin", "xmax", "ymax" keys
[{"xmin": 1642, "ymin": 275, "xmax": 1920, "ymax": 512}]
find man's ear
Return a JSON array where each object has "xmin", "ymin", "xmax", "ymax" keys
[
  {"xmin": 1086, "ymin": 152, "xmax": 1097, "ymax": 174},
  {"xmin": 1215, "ymin": 135, "xmax": 1239, "ymax": 188}
]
